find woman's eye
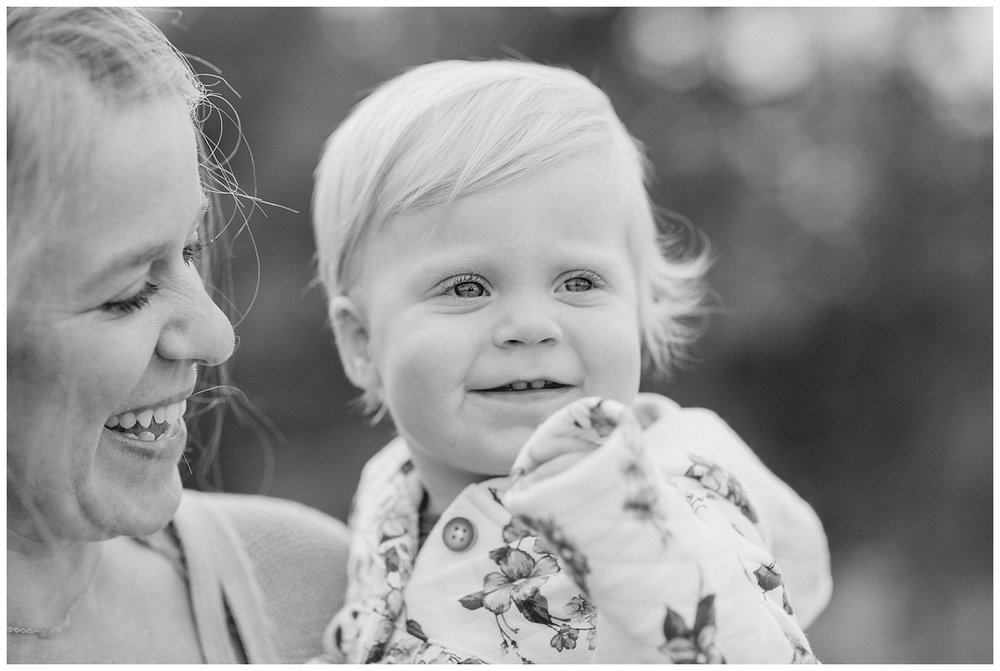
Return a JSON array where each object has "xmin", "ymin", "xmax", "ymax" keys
[
  {"xmin": 102, "ymin": 282, "xmax": 161, "ymax": 315},
  {"xmin": 183, "ymin": 236, "xmax": 211, "ymax": 265}
]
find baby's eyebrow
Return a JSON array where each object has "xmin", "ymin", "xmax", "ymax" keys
[{"xmin": 411, "ymin": 249, "xmax": 493, "ymax": 273}]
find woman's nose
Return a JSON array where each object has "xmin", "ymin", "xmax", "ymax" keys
[
  {"xmin": 492, "ymin": 299, "xmax": 563, "ymax": 348},
  {"xmin": 157, "ymin": 272, "xmax": 235, "ymax": 366}
]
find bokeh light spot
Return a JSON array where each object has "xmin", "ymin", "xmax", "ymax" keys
[
  {"xmin": 778, "ymin": 144, "xmax": 875, "ymax": 243},
  {"xmin": 903, "ymin": 8, "xmax": 992, "ymax": 136},
  {"xmin": 712, "ymin": 8, "xmax": 818, "ymax": 103},
  {"xmin": 621, "ymin": 7, "xmax": 710, "ymax": 91}
]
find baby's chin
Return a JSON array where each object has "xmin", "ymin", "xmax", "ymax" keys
[
  {"xmin": 406, "ymin": 422, "xmax": 541, "ymax": 483},
  {"xmin": 484, "ymin": 429, "xmax": 537, "ymax": 477},
  {"xmin": 428, "ymin": 429, "xmax": 530, "ymax": 482}
]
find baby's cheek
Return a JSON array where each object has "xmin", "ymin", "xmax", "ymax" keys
[
  {"xmin": 381, "ymin": 332, "xmax": 461, "ymax": 414},
  {"xmin": 587, "ymin": 313, "xmax": 642, "ymax": 400},
  {"xmin": 390, "ymin": 356, "xmax": 436, "ymax": 406}
]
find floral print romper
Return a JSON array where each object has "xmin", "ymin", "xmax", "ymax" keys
[{"xmin": 319, "ymin": 394, "xmax": 831, "ymax": 664}]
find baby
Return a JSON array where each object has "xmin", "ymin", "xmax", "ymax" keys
[{"xmin": 311, "ymin": 60, "xmax": 831, "ymax": 663}]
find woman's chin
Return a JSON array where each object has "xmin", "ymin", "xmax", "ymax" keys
[
  {"xmin": 81, "ymin": 487, "xmax": 182, "ymax": 540},
  {"xmin": 82, "ymin": 458, "xmax": 185, "ymax": 539},
  {"xmin": 10, "ymin": 480, "xmax": 183, "ymax": 544}
]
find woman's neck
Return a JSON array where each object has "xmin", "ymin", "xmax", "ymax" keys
[
  {"xmin": 7, "ymin": 530, "xmax": 103, "ymax": 627},
  {"xmin": 7, "ymin": 534, "xmax": 205, "ymax": 663}
]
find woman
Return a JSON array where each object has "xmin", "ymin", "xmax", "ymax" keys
[{"xmin": 7, "ymin": 7, "xmax": 348, "ymax": 662}]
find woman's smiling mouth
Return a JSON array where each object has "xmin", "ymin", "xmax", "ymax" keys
[{"xmin": 103, "ymin": 399, "xmax": 186, "ymax": 442}]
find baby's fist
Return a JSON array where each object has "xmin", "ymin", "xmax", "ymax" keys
[{"xmin": 509, "ymin": 397, "xmax": 631, "ymax": 488}]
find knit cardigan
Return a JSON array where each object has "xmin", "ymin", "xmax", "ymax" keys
[{"xmin": 168, "ymin": 490, "xmax": 350, "ymax": 663}]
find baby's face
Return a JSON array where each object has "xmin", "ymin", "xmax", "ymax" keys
[{"xmin": 356, "ymin": 149, "xmax": 642, "ymax": 488}]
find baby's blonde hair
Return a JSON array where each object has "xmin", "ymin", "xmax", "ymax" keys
[{"xmin": 313, "ymin": 59, "xmax": 711, "ymax": 414}]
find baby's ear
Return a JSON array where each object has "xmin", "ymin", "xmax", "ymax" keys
[{"xmin": 328, "ymin": 295, "xmax": 381, "ymax": 392}]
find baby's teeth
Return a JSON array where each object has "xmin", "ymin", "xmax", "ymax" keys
[
  {"xmin": 153, "ymin": 407, "xmax": 167, "ymax": 423},
  {"xmin": 105, "ymin": 416, "xmax": 119, "ymax": 428},
  {"xmin": 165, "ymin": 403, "xmax": 180, "ymax": 424},
  {"xmin": 529, "ymin": 380, "xmax": 545, "ymax": 389},
  {"xmin": 511, "ymin": 381, "xmax": 529, "ymax": 391},
  {"xmin": 136, "ymin": 409, "xmax": 153, "ymax": 428},
  {"xmin": 137, "ymin": 431, "xmax": 155, "ymax": 442},
  {"xmin": 119, "ymin": 412, "xmax": 137, "ymax": 429}
]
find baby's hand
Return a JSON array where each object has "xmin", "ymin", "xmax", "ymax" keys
[{"xmin": 509, "ymin": 396, "xmax": 631, "ymax": 488}]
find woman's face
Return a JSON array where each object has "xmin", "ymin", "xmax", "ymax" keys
[{"xmin": 7, "ymin": 97, "xmax": 235, "ymax": 542}]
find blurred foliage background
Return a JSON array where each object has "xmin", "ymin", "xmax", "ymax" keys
[{"xmin": 156, "ymin": 7, "xmax": 992, "ymax": 663}]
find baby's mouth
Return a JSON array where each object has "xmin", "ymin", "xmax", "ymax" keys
[
  {"xmin": 104, "ymin": 400, "xmax": 186, "ymax": 442},
  {"xmin": 479, "ymin": 379, "xmax": 568, "ymax": 392}
]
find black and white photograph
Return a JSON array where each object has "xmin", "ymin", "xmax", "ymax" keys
[{"xmin": 7, "ymin": 6, "xmax": 991, "ymax": 664}]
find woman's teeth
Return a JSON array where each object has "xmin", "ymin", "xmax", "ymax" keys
[{"xmin": 104, "ymin": 400, "xmax": 186, "ymax": 442}]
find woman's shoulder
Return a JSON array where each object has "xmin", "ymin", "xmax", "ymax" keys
[
  {"xmin": 178, "ymin": 488, "xmax": 349, "ymax": 556},
  {"xmin": 177, "ymin": 489, "xmax": 350, "ymax": 662}
]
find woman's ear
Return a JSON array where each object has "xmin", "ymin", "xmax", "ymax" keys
[{"xmin": 329, "ymin": 295, "xmax": 381, "ymax": 392}]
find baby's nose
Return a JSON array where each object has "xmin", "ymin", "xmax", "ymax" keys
[{"xmin": 492, "ymin": 303, "xmax": 563, "ymax": 347}]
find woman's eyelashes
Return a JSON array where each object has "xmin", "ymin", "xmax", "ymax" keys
[
  {"xmin": 102, "ymin": 282, "xmax": 161, "ymax": 314},
  {"xmin": 182, "ymin": 237, "xmax": 209, "ymax": 265},
  {"xmin": 101, "ymin": 237, "xmax": 212, "ymax": 314},
  {"xmin": 182, "ymin": 222, "xmax": 218, "ymax": 265}
]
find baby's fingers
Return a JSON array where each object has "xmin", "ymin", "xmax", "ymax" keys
[
  {"xmin": 510, "ymin": 397, "xmax": 631, "ymax": 482},
  {"xmin": 510, "ymin": 448, "xmax": 594, "ymax": 490},
  {"xmin": 511, "ymin": 431, "xmax": 597, "ymax": 482}
]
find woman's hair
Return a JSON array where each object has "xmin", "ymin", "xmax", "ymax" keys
[
  {"xmin": 7, "ymin": 7, "xmax": 249, "ymax": 487},
  {"xmin": 313, "ymin": 59, "xmax": 712, "ymax": 415},
  {"xmin": 7, "ymin": 8, "xmax": 203, "ymax": 261}
]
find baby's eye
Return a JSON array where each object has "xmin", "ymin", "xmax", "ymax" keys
[
  {"xmin": 453, "ymin": 281, "xmax": 486, "ymax": 297},
  {"xmin": 440, "ymin": 274, "xmax": 491, "ymax": 299},
  {"xmin": 558, "ymin": 270, "xmax": 605, "ymax": 293},
  {"xmin": 563, "ymin": 277, "xmax": 593, "ymax": 292}
]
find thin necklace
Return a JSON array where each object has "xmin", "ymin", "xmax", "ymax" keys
[{"xmin": 7, "ymin": 551, "xmax": 102, "ymax": 639}]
